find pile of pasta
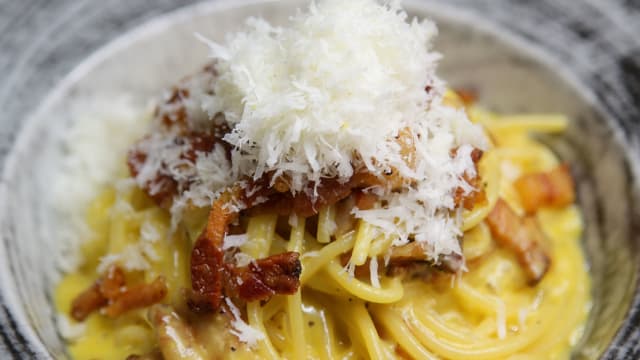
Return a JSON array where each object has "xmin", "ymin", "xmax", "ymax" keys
[{"xmin": 56, "ymin": 91, "xmax": 591, "ymax": 360}]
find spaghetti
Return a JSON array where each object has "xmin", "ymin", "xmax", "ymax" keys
[{"xmin": 55, "ymin": 93, "xmax": 591, "ymax": 359}]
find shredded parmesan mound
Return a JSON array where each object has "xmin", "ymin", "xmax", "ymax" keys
[
  {"xmin": 200, "ymin": 0, "xmax": 446, "ymax": 191},
  {"xmin": 135, "ymin": 0, "xmax": 487, "ymax": 263},
  {"xmin": 194, "ymin": 0, "xmax": 486, "ymax": 260}
]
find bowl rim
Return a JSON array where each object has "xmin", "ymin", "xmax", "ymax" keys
[{"xmin": 0, "ymin": 0, "xmax": 639, "ymax": 358}]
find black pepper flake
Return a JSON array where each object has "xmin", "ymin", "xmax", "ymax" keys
[
  {"xmin": 231, "ymin": 346, "xmax": 236, "ymax": 352},
  {"xmin": 308, "ymin": 321, "xmax": 315, "ymax": 327}
]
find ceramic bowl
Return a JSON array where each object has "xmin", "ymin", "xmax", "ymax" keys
[{"xmin": 1, "ymin": 0, "xmax": 639, "ymax": 358}]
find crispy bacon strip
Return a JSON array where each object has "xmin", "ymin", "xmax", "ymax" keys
[
  {"xmin": 234, "ymin": 252, "xmax": 302, "ymax": 302},
  {"xmin": 336, "ymin": 242, "xmax": 463, "ymax": 279},
  {"xmin": 485, "ymin": 199, "xmax": 551, "ymax": 285},
  {"xmin": 70, "ymin": 266, "xmax": 167, "ymax": 321},
  {"xmin": 387, "ymin": 242, "xmax": 464, "ymax": 273},
  {"xmin": 188, "ymin": 189, "xmax": 302, "ymax": 313},
  {"xmin": 388, "ymin": 242, "xmax": 428, "ymax": 263},
  {"xmin": 514, "ymin": 164, "xmax": 575, "ymax": 214},
  {"xmin": 99, "ymin": 265, "xmax": 126, "ymax": 299},
  {"xmin": 249, "ymin": 177, "xmax": 357, "ymax": 217},
  {"xmin": 188, "ymin": 189, "xmax": 236, "ymax": 312},
  {"xmin": 70, "ymin": 283, "xmax": 108, "ymax": 321},
  {"xmin": 188, "ymin": 235, "xmax": 228, "ymax": 313},
  {"xmin": 354, "ymin": 191, "xmax": 378, "ymax": 211},
  {"xmin": 518, "ymin": 217, "xmax": 551, "ymax": 283},
  {"xmin": 105, "ymin": 277, "xmax": 168, "ymax": 317}
]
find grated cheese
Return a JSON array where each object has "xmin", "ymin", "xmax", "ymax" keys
[
  {"xmin": 169, "ymin": 143, "xmax": 235, "ymax": 227},
  {"xmin": 140, "ymin": 220, "xmax": 161, "ymax": 243},
  {"xmin": 200, "ymin": 0, "xmax": 446, "ymax": 189},
  {"xmin": 195, "ymin": 0, "xmax": 486, "ymax": 262},
  {"xmin": 135, "ymin": 0, "xmax": 487, "ymax": 263},
  {"xmin": 53, "ymin": 97, "xmax": 151, "ymax": 271},
  {"xmin": 223, "ymin": 233, "xmax": 248, "ymax": 250},
  {"xmin": 224, "ymin": 297, "xmax": 265, "ymax": 347},
  {"xmin": 233, "ymin": 252, "xmax": 254, "ymax": 267},
  {"xmin": 96, "ymin": 215, "xmax": 164, "ymax": 273},
  {"xmin": 97, "ymin": 244, "xmax": 149, "ymax": 273}
]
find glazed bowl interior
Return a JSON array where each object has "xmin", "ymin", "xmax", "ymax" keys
[{"xmin": 1, "ymin": 0, "xmax": 638, "ymax": 358}]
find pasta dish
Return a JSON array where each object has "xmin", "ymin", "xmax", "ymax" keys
[{"xmin": 55, "ymin": 1, "xmax": 591, "ymax": 359}]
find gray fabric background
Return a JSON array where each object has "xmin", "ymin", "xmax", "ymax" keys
[{"xmin": 1, "ymin": 0, "xmax": 639, "ymax": 358}]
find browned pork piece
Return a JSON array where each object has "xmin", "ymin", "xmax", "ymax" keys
[
  {"xmin": 485, "ymin": 199, "xmax": 551, "ymax": 285},
  {"xmin": 70, "ymin": 265, "xmax": 168, "ymax": 321},
  {"xmin": 188, "ymin": 188, "xmax": 302, "ymax": 313},
  {"xmin": 70, "ymin": 265, "xmax": 125, "ymax": 321},
  {"xmin": 104, "ymin": 276, "xmax": 168, "ymax": 317},
  {"xmin": 514, "ymin": 164, "xmax": 575, "ymax": 214},
  {"xmin": 335, "ymin": 241, "xmax": 465, "ymax": 281},
  {"xmin": 387, "ymin": 242, "xmax": 464, "ymax": 273},
  {"xmin": 70, "ymin": 283, "xmax": 107, "ymax": 322}
]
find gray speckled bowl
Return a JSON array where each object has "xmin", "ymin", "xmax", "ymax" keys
[{"xmin": 1, "ymin": 0, "xmax": 639, "ymax": 358}]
